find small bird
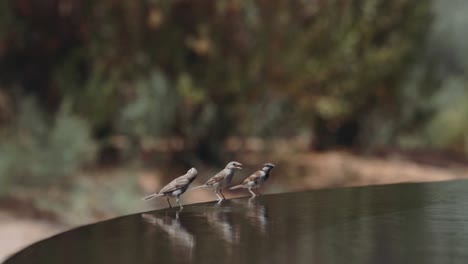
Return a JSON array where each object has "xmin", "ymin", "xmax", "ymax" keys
[
  {"xmin": 189, "ymin": 161, "xmax": 243, "ymax": 201},
  {"xmin": 142, "ymin": 167, "xmax": 198, "ymax": 208},
  {"xmin": 230, "ymin": 163, "xmax": 275, "ymax": 197}
]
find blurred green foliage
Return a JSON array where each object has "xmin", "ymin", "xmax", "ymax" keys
[
  {"xmin": 117, "ymin": 70, "xmax": 177, "ymax": 139},
  {"xmin": 8, "ymin": 0, "xmax": 468, "ymax": 197},
  {"xmin": 363, "ymin": 0, "xmax": 468, "ymax": 153},
  {"xmin": 0, "ymin": 98, "xmax": 95, "ymax": 193}
]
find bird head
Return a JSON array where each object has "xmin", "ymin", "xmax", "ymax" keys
[
  {"xmin": 186, "ymin": 167, "xmax": 198, "ymax": 179},
  {"xmin": 226, "ymin": 161, "xmax": 243, "ymax": 170},
  {"xmin": 262, "ymin": 163, "xmax": 275, "ymax": 171}
]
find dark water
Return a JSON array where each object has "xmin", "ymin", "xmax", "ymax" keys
[{"xmin": 5, "ymin": 180, "xmax": 468, "ymax": 264}]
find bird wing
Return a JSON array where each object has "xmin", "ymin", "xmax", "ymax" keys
[
  {"xmin": 205, "ymin": 169, "xmax": 229, "ymax": 186},
  {"xmin": 159, "ymin": 175, "xmax": 190, "ymax": 194},
  {"xmin": 242, "ymin": 170, "xmax": 264, "ymax": 185}
]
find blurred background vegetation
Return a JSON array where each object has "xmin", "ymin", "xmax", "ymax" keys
[{"xmin": 0, "ymin": 0, "xmax": 468, "ymax": 226}]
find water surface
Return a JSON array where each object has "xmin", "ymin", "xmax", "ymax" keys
[{"xmin": 5, "ymin": 180, "xmax": 468, "ymax": 264}]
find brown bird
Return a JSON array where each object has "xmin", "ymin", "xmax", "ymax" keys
[
  {"xmin": 189, "ymin": 161, "xmax": 243, "ymax": 201},
  {"xmin": 230, "ymin": 163, "xmax": 275, "ymax": 197},
  {"xmin": 142, "ymin": 167, "xmax": 198, "ymax": 208}
]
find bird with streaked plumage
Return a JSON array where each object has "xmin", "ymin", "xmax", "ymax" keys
[
  {"xmin": 188, "ymin": 161, "xmax": 243, "ymax": 201},
  {"xmin": 230, "ymin": 163, "xmax": 275, "ymax": 197},
  {"xmin": 142, "ymin": 167, "xmax": 198, "ymax": 208}
]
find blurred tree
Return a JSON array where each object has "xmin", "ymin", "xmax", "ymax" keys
[
  {"xmin": 0, "ymin": 0, "xmax": 431, "ymax": 165},
  {"xmin": 383, "ymin": 0, "xmax": 468, "ymax": 154}
]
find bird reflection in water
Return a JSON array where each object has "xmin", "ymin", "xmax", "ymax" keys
[
  {"xmin": 246, "ymin": 197, "xmax": 269, "ymax": 234},
  {"xmin": 141, "ymin": 210, "xmax": 195, "ymax": 261},
  {"xmin": 203, "ymin": 203, "xmax": 240, "ymax": 246},
  {"xmin": 230, "ymin": 197, "xmax": 269, "ymax": 234}
]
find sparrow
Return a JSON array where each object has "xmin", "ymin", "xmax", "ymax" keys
[
  {"xmin": 230, "ymin": 163, "xmax": 275, "ymax": 197},
  {"xmin": 142, "ymin": 167, "xmax": 198, "ymax": 208},
  {"xmin": 189, "ymin": 161, "xmax": 243, "ymax": 201}
]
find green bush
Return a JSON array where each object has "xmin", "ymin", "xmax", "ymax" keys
[
  {"xmin": 0, "ymin": 98, "xmax": 96, "ymax": 193},
  {"xmin": 117, "ymin": 70, "xmax": 177, "ymax": 139}
]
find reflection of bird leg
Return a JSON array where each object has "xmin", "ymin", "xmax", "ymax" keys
[
  {"xmin": 248, "ymin": 187, "xmax": 256, "ymax": 197},
  {"xmin": 205, "ymin": 209, "xmax": 239, "ymax": 245},
  {"xmin": 167, "ymin": 197, "xmax": 173, "ymax": 208},
  {"xmin": 141, "ymin": 212, "xmax": 195, "ymax": 259},
  {"xmin": 176, "ymin": 209, "xmax": 181, "ymax": 219},
  {"xmin": 245, "ymin": 198, "xmax": 268, "ymax": 234},
  {"xmin": 176, "ymin": 196, "xmax": 183, "ymax": 209}
]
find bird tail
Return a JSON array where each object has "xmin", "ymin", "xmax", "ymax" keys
[
  {"xmin": 142, "ymin": 193, "xmax": 163, "ymax": 201},
  {"xmin": 229, "ymin": 185, "xmax": 245, "ymax": 190},
  {"xmin": 187, "ymin": 185, "xmax": 208, "ymax": 192}
]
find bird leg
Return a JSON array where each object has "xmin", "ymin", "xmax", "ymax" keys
[
  {"xmin": 215, "ymin": 189, "xmax": 223, "ymax": 201},
  {"xmin": 219, "ymin": 189, "xmax": 226, "ymax": 200},
  {"xmin": 166, "ymin": 197, "xmax": 173, "ymax": 208},
  {"xmin": 248, "ymin": 187, "xmax": 257, "ymax": 197}
]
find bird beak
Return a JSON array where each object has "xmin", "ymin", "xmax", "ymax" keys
[{"xmin": 236, "ymin": 163, "xmax": 243, "ymax": 169}]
